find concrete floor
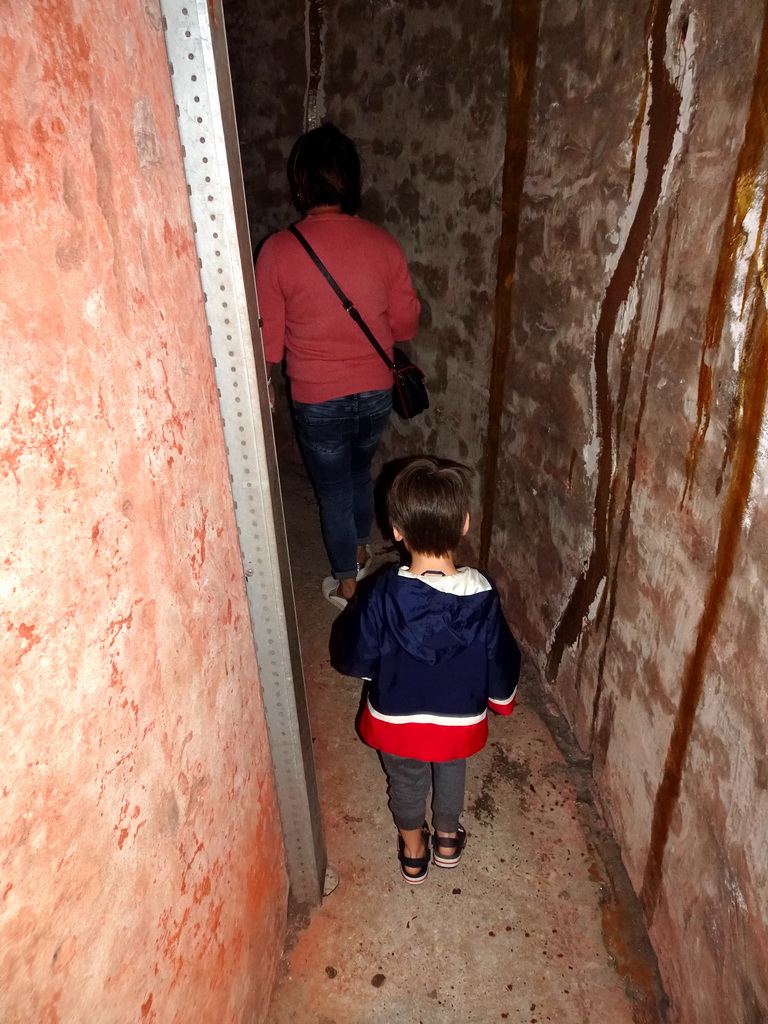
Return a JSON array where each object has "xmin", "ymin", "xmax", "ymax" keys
[{"xmin": 268, "ymin": 460, "xmax": 668, "ymax": 1024}]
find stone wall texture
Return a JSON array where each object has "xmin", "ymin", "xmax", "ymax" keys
[
  {"xmin": 225, "ymin": 0, "xmax": 305, "ymax": 248},
  {"xmin": 320, "ymin": 0, "xmax": 513, "ymax": 477},
  {"xmin": 229, "ymin": 0, "xmax": 768, "ymax": 1020},
  {"xmin": 0, "ymin": 3, "xmax": 287, "ymax": 1022},
  {"xmin": 225, "ymin": 0, "xmax": 307, "ymax": 460}
]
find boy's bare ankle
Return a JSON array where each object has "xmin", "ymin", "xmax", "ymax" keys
[
  {"xmin": 404, "ymin": 841, "xmax": 427, "ymax": 859},
  {"xmin": 337, "ymin": 578, "xmax": 357, "ymax": 600},
  {"xmin": 399, "ymin": 827, "xmax": 427, "ymax": 863}
]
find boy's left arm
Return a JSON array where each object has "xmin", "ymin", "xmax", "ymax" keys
[{"xmin": 486, "ymin": 598, "xmax": 522, "ymax": 716}]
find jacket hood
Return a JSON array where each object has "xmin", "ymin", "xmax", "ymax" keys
[{"xmin": 379, "ymin": 568, "xmax": 495, "ymax": 665}]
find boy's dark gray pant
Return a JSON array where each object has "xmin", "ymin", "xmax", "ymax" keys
[{"xmin": 379, "ymin": 753, "xmax": 466, "ymax": 832}]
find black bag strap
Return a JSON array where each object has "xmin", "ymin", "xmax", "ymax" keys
[{"xmin": 289, "ymin": 223, "xmax": 396, "ymax": 372}]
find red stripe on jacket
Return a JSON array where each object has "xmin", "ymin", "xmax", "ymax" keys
[
  {"xmin": 488, "ymin": 695, "xmax": 516, "ymax": 716},
  {"xmin": 359, "ymin": 706, "xmax": 489, "ymax": 762}
]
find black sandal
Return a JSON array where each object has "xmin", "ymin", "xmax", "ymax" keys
[
  {"xmin": 398, "ymin": 822, "xmax": 431, "ymax": 885},
  {"xmin": 432, "ymin": 824, "xmax": 467, "ymax": 868}
]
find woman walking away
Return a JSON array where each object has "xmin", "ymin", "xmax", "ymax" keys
[{"xmin": 255, "ymin": 123, "xmax": 421, "ymax": 609}]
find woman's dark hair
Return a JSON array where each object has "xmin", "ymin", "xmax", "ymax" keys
[
  {"xmin": 387, "ymin": 456, "xmax": 472, "ymax": 557},
  {"xmin": 287, "ymin": 123, "xmax": 362, "ymax": 215}
]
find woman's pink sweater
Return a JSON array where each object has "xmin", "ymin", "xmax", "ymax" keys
[{"xmin": 255, "ymin": 213, "xmax": 421, "ymax": 403}]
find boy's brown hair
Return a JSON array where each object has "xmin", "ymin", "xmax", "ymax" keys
[{"xmin": 387, "ymin": 456, "xmax": 472, "ymax": 556}]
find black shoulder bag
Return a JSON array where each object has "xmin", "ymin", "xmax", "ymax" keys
[{"xmin": 289, "ymin": 224, "xmax": 429, "ymax": 420}]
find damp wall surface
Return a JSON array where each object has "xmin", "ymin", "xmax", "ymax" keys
[
  {"xmin": 319, "ymin": 0, "xmax": 513, "ymax": 476},
  {"xmin": 486, "ymin": 1, "xmax": 768, "ymax": 1021},
  {"xmin": 225, "ymin": 0, "xmax": 307, "ymax": 462},
  {"xmin": 0, "ymin": 3, "xmax": 287, "ymax": 1022},
  {"xmin": 225, "ymin": 0, "xmax": 305, "ymax": 249}
]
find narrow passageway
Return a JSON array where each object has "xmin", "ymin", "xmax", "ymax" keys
[
  {"xmin": 225, "ymin": 1, "xmax": 768, "ymax": 1017},
  {"xmin": 5, "ymin": 0, "xmax": 768, "ymax": 1019},
  {"xmin": 268, "ymin": 461, "xmax": 666, "ymax": 1024}
]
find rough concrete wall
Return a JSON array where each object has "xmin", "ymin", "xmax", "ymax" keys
[
  {"xmin": 224, "ymin": 0, "xmax": 306, "ymax": 463},
  {"xmin": 224, "ymin": 0, "xmax": 306, "ymax": 248},
  {"xmin": 0, "ymin": 3, "xmax": 287, "ymax": 1022},
  {"xmin": 319, "ymin": 0, "xmax": 512, "ymax": 481},
  {"xmin": 487, "ymin": 1, "xmax": 768, "ymax": 1021}
]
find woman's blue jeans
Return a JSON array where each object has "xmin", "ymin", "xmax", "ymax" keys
[{"xmin": 292, "ymin": 388, "xmax": 392, "ymax": 580}]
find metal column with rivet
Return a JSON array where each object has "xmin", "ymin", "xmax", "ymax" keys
[{"xmin": 159, "ymin": 0, "xmax": 326, "ymax": 906}]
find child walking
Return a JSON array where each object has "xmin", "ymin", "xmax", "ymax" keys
[{"xmin": 334, "ymin": 456, "xmax": 521, "ymax": 883}]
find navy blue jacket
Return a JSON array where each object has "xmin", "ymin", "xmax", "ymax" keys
[{"xmin": 334, "ymin": 565, "xmax": 521, "ymax": 761}]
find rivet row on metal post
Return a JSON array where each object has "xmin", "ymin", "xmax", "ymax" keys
[{"xmin": 159, "ymin": 0, "xmax": 325, "ymax": 906}]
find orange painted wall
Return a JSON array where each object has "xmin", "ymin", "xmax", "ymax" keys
[{"xmin": 0, "ymin": 3, "xmax": 288, "ymax": 1022}]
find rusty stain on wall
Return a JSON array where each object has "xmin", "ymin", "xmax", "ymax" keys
[
  {"xmin": 642, "ymin": 289, "xmax": 768, "ymax": 915},
  {"xmin": 515, "ymin": 2, "xmax": 768, "ymax": 1017},
  {"xmin": 641, "ymin": 7, "xmax": 768, "ymax": 916},
  {"xmin": 591, "ymin": 206, "xmax": 678, "ymax": 751},
  {"xmin": 547, "ymin": 0, "xmax": 682, "ymax": 679},
  {"xmin": 473, "ymin": 0, "xmax": 768, "ymax": 1018},
  {"xmin": 479, "ymin": 0, "xmax": 542, "ymax": 567},
  {"xmin": 682, "ymin": 1, "xmax": 768, "ymax": 507}
]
